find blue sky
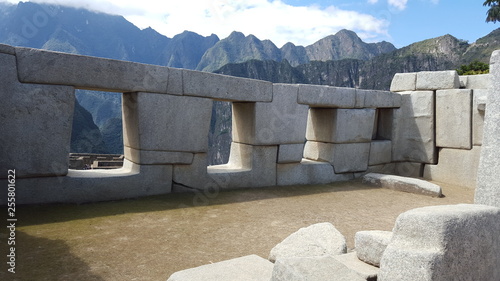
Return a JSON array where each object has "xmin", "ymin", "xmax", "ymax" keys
[{"xmin": 0, "ymin": 0, "xmax": 497, "ymax": 48}]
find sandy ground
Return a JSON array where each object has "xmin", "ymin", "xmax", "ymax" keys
[{"xmin": 0, "ymin": 179, "xmax": 474, "ymax": 281}]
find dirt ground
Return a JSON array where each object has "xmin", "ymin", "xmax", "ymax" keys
[{"xmin": 0, "ymin": 179, "xmax": 474, "ymax": 281}]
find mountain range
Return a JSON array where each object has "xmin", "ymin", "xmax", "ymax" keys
[{"xmin": 1, "ymin": 2, "xmax": 499, "ymax": 164}]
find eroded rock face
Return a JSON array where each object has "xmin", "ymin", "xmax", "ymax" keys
[
  {"xmin": 268, "ymin": 222, "xmax": 347, "ymax": 263},
  {"xmin": 379, "ymin": 204, "xmax": 500, "ymax": 281},
  {"xmin": 355, "ymin": 230, "xmax": 392, "ymax": 267}
]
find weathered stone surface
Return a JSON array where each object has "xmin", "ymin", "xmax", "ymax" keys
[
  {"xmin": 416, "ymin": 70, "xmax": 460, "ymax": 90},
  {"xmin": 232, "ymin": 84, "xmax": 308, "ymax": 145},
  {"xmin": 167, "ymin": 255, "xmax": 274, "ymax": 281},
  {"xmin": 356, "ymin": 89, "xmax": 402, "ymax": 108},
  {"xmin": 173, "ymin": 153, "xmax": 213, "ymax": 190},
  {"xmin": 304, "ymin": 141, "xmax": 370, "ymax": 173},
  {"xmin": 369, "ymin": 140, "xmax": 392, "ymax": 165},
  {"xmin": 462, "ymin": 74, "xmax": 491, "ymax": 89},
  {"xmin": 476, "ymin": 50, "xmax": 500, "ymax": 207},
  {"xmin": 473, "ymin": 89, "xmax": 487, "ymax": 145},
  {"xmin": 277, "ymin": 143, "xmax": 305, "ymax": 164},
  {"xmin": 355, "ymin": 230, "xmax": 392, "ymax": 267},
  {"xmin": 167, "ymin": 67, "xmax": 184, "ymax": 95},
  {"xmin": 298, "ymin": 84, "xmax": 356, "ymax": 108},
  {"xmin": 391, "ymin": 91, "xmax": 436, "ymax": 164},
  {"xmin": 363, "ymin": 173, "xmax": 442, "ymax": 197},
  {"xmin": 183, "ymin": 69, "xmax": 272, "ymax": 102},
  {"xmin": 15, "ymin": 47, "xmax": 172, "ymax": 93},
  {"xmin": 5, "ymin": 160, "xmax": 172, "ymax": 204},
  {"xmin": 390, "ymin": 72, "xmax": 416, "ymax": 92},
  {"xmin": 365, "ymin": 163, "xmax": 396, "ymax": 176},
  {"xmin": 436, "ymin": 89, "xmax": 472, "ymax": 149},
  {"xmin": 269, "ymin": 222, "xmax": 347, "ymax": 263},
  {"xmin": 333, "ymin": 252, "xmax": 379, "ymax": 280},
  {"xmin": 379, "ymin": 204, "xmax": 500, "ymax": 281},
  {"xmin": 208, "ymin": 143, "xmax": 277, "ymax": 189},
  {"xmin": 124, "ymin": 146, "xmax": 193, "ymax": 165},
  {"xmin": 122, "ymin": 92, "xmax": 212, "ymax": 152},
  {"xmin": 0, "ymin": 53, "xmax": 75, "ymax": 179},
  {"xmin": 0, "ymin": 43, "xmax": 15, "ymax": 55},
  {"xmin": 423, "ymin": 146, "xmax": 481, "ymax": 189},
  {"xmin": 394, "ymin": 162, "xmax": 423, "ymax": 177},
  {"xmin": 277, "ymin": 159, "xmax": 353, "ymax": 186},
  {"xmin": 271, "ymin": 255, "xmax": 366, "ymax": 281},
  {"xmin": 306, "ymin": 108, "xmax": 376, "ymax": 143}
]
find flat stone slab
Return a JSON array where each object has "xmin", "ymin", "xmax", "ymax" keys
[
  {"xmin": 271, "ymin": 255, "xmax": 366, "ymax": 281},
  {"xmin": 334, "ymin": 252, "xmax": 379, "ymax": 280},
  {"xmin": 362, "ymin": 173, "xmax": 442, "ymax": 197},
  {"xmin": 15, "ymin": 47, "xmax": 171, "ymax": 93},
  {"xmin": 416, "ymin": 70, "xmax": 460, "ymax": 90},
  {"xmin": 167, "ymin": 255, "xmax": 273, "ymax": 281},
  {"xmin": 269, "ymin": 222, "xmax": 347, "ymax": 262},
  {"xmin": 298, "ymin": 84, "xmax": 356, "ymax": 108},
  {"xmin": 390, "ymin": 72, "xmax": 416, "ymax": 92}
]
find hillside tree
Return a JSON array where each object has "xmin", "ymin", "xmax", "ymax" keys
[{"xmin": 485, "ymin": 0, "xmax": 500, "ymax": 22}]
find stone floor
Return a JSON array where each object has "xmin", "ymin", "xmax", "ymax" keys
[{"xmin": 0, "ymin": 179, "xmax": 474, "ymax": 281}]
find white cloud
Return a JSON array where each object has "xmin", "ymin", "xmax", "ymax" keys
[
  {"xmin": 387, "ymin": 0, "xmax": 408, "ymax": 10},
  {"xmin": 368, "ymin": 0, "xmax": 379, "ymax": 4},
  {"xmin": 1, "ymin": 0, "xmax": 391, "ymax": 47}
]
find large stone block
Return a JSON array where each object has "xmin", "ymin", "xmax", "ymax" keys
[
  {"xmin": 0, "ymin": 43, "xmax": 15, "ymax": 55},
  {"xmin": 173, "ymin": 153, "xmax": 215, "ymax": 190},
  {"xmin": 269, "ymin": 222, "xmax": 347, "ymax": 262},
  {"xmin": 304, "ymin": 141, "xmax": 370, "ymax": 173},
  {"xmin": 297, "ymin": 84, "xmax": 356, "ymax": 108},
  {"xmin": 167, "ymin": 255, "xmax": 274, "ymax": 281},
  {"xmin": 3, "ymin": 160, "xmax": 172, "ymax": 204},
  {"xmin": 473, "ymin": 89, "xmax": 487, "ymax": 145},
  {"xmin": 436, "ymin": 89, "xmax": 472, "ymax": 149},
  {"xmin": 394, "ymin": 162, "xmax": 423, "ymax": 177},
  {"xmin": 476, "ymin": 50, "xmax": 500, "ymax": 207},
  {"xmin": 423, "ymin": 146, "xmax": 481, "ymax": 189},
  {"xmin": 379, "ymin": 204, "xmax": 500, "ymax": 281},
  {"xmin": 306, "ymin": 108, "xmax": 376, "ymax": 143},
  {"xmin": 277, "ymin": 143, "xmax": 305, "ymax": 164},
  {"xmin": 415, "ymin": 70, "xmax": 460, "ymax": 90},
  {"xmin": 183, "ymin": 69, "xmax": 272, "ymax": 102},
  {"xmin": 333, "ymin": 252, "xmax": 379, "ymax": 280},
  {"xmin": 356, "ymin": 89, "xmax": 402, "ymax": 108},
  {"xmin": 369, "ymin": 140, "xmax": 392, "ymax": 165},
  {"xmin": 207, "ymin": 143, "xmax": 277, "ymax": 189},
  {"xmin": 462, "ymin": 74, "xmax": 491, "ymax": 89},
  {"xmin": 363, "ymin": 173, "xmax": 442, "ymax": 197},
  {"xmin": 355, "ymin": 230, "xmax": 392, "ymax": 267},
  {"xmin": 277, "ymin": 159, "xmax": 353, "ymax": 186},
  {"xmin": 15, "ymin": 47, "xmax": 171, "ymax": 93},
  {"xmin": 391, "ymin": 91, "xmax": 436, "ymax": 164},
  {"xmin": 390, "ymin": 72, "xmax": 416, "ymax": 92},
  {"xmin": 271, "ymin": 255, "xmax": 366, "ymax": 281},
  {"xmin": 122, "ymin": 92, "xmax": 212, "ymax": 152},
  {"xmin": 0, "ymin": 53, "xmax": 75, "ymax": 179},
  {"xmin": 232, "ymin": 84, "xmax": 308, "ymax": 145},
  {"xmin": 124, "ymin": 146, "xmax": 193, "ymax": 165}
]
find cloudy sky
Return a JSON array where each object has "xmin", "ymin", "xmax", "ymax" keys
[{"xmin": 0, "ymin": 0, "xmax": 496, "ymax": 47}]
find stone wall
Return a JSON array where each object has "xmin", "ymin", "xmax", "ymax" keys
[{"xmin": 0, "ymin": 43, "xmax": 493, "ymax": 204}]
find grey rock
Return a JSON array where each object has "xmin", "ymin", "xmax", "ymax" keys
[
  {"xmin": 122, "ymin": 92, "xmax": 212, "ymax": 153},
  {"xmin": 390, "ymin": 72, "xmax": 416, "ymax": 92},
  {"xmin": 277, "ymin": 159, "xmax": 353, "ymax": 186},
  {"xmin": 15, "ymin": 47, "xmax": 171, "ymax": 94},
  {"xmin": 391, "ymin": 91, "xmax": 436, "ymax": 164},
  {"xmin": 269, "ymin": 222, "xmax": 347, "ymax": 263},
  {"xmin": 369, "ymin": 140, "xmax": 392, "ymax": 166},
  {"xmin": 476, "ymin": 50, "xmax": 500, "ymax": 207},
  {"xmin": 333, "ymin": 252, "xmax": 379, "ymax": 280},
  {"xmin": 436, "ymin": 89, "xmax": 472, "ymax": 149},
  {"xmin": 277, "ymin": 143, "xmax": 305, "ymax": 164},
  {"xmin": 124, "ymin": 146, "xmax": 193, "ymax": 165},
  {"xmin": 379, "ymin": 204, "xmax": 500, "ymax": 281},
  {"xmin": 462, "ymin": 74, "xmax": 491, "ymax": 89},
  {"xmin": 362, "ymin": 173, "xmax": 442, "ymax": 197},
  {"xmin": 0, "ymin": 43, "xmax": 15, "ymax": 55},
  {"xmin": 423, "ymin": 146, "xmax": 481, "ymax": 189},
  {"xmin": 0, "ymin": 53, "xmax": 75, "ymax": 179},
  {"xmin": 167, "ymin": 255, "xmax": 273, "ymax": 281},
  {"xmin": 356, "ymin": 89, "xmax": 402, "ymax": 108},
  {"xmin": 298, "ymin": 84, "xmax": 356, "ymax": 108},
  {"xmin": 473, "ymin": 89, "xmax": 487, "ymax": 145},
  {"xmin": 355, "ymin": 230, "xmax": 392, "ymax": 267},
  {"xmin": 416, "ymin": 70, "xmax": 460, "ymax": 90},
  {"xmin": 271, "ymin": 255, "xmax": 366, "ymax": 281},
  {"xmin": 304, "ymin": 141, "xmax": 370, "ymax": 173},
  {"xmin": 183, "ymin": 69, "xmax": 272, "ymax": 102},
  {"xmin": 394, "ymin": 162, "xmax": 423, "ymax": 177}
]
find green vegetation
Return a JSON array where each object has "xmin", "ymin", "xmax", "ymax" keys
[
  {"xmin": 456, "ymin": 61, "xmax": 490, "ymax": 75},
  {"xmin": 485, "ymin": 0, "xmax": 500, "ymax": 23}
]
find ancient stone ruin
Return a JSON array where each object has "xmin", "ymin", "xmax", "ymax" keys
[{"xmin": 1, "ymin": 43, "xmax": 499, "ymax": 280}]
